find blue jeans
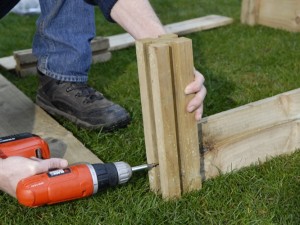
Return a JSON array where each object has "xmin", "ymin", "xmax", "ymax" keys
[{"xmin": 33, "ymin": 0, "xmax": 95, "ymax": 82}]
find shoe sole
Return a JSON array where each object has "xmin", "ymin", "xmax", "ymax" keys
[{"xmin": 36, "ymin": 95, "xmax": 131, "ymax": 131}]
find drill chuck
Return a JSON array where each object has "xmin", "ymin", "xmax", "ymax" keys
[{"xmin": 113, "ymin": 162, "xmax": 132, "ymax": 184}]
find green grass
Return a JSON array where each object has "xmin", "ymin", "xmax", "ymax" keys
[{"xmin": 1, "ymin": 0, "xmax": 300, "ymax": 224}]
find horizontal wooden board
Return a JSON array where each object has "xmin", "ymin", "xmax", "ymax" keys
[
  {"xmin": 109, "ymin": 15, "xmax": 233, "ymax": 51},
  {"xmin": 259, "ymin": 0, "xmax": 300, "ymax": 32},
  {"xmin": 241, "ymin": 0, "xmax": 300, "ymax": 32},
  {"xmin": 199, "ymin": 88, "xmax": 300, "ymax": 180}
]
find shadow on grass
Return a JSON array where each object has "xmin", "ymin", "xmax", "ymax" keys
[{"xmin": 203, "ymin": 70, "xmax": 237, "ymax": 116}]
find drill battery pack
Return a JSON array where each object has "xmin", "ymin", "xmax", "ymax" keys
[{"xmin": 0, "ymin": 133, "xmax": 50, "ymax": 159}]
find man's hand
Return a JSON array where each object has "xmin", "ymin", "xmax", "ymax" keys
[
  {"xmin": 185, "ymin": 69, "xmax": 206, "ymax": 121},
  {"xmin": 0, "ymin": 157, "xmax": 68, "ymax": 197}
]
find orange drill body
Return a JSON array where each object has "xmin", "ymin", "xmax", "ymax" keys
[
  {"xmin": 0, "ymin": 133, "xmax": 50, "ymax": 159},
  {"xmin": 17, "ymin": 164, "xmax": 95, "ymax": 207}
]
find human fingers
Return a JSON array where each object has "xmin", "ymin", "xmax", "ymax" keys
[
  {"xmin": 184, "ymin": 70, "xmax": 205, "ymax": 95},
  {"xmin": 187, "ymin": 85, "xmax": 207, "ymax": 114},
  {"xmin": 34, "ymin": 158, "xmax": 68, "ymax": 174},
  {"xmin": 194, "ymin": 104, "xmax": 204, "ymax": 121}
]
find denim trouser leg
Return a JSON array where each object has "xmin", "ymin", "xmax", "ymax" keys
[{"xmin": 33, "ymin": 0, "xmax": 95, "ymax": 82}]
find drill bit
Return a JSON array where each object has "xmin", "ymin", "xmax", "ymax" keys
[{"xmin": 132, "ymin": 163, "xmax": 158, "ymax": 172}]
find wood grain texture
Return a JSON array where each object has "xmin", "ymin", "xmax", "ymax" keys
[
  {"xmin": 258, "ymin": 0, "xmax": 300, "ymax": 32},
  {"xmin": 241, "ymin": 0, "xmax": 300, "ymax": 32},
  {"xmin": 135, "ymin": 35, "xmax": 187, "ymax": 194},
  {"xmin": 241, "ymin": 0, "xmax": 260, "ymax": 25},
  {"xmin": 149, "ymin": 43, "xmax": 182, "ymax": 199},
  {"xmin": 135, "ymin": 39, "xmax": 161, "ymax": 193},
  {"xmin": 136, "ymin": 36, "xmax": 201, "ymax": 197},
  {"xmin": 199, "ymin": 88, "xmax": 300, "ymax": 180},
  {"xmin": 170, "ymin": 38, "xmax": 201, "ymax": 192}
]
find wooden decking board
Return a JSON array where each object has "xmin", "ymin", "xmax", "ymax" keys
[{"xmin": 0, "ymin": 73, "xmax": 102, "ymax": 164}]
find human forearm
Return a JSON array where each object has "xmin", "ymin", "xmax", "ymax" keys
[{"xmin": 111, "ymin": 0, "xmax": 166, "ymax": 39}]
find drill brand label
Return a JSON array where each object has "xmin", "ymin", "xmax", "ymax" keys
[
  {"xmin": 30, "ymin": 182, "xmax": 45, "ymax": 188},
  {"xmin": 48, "ymin": 168, "xmax": 71, "ymax": 178}
]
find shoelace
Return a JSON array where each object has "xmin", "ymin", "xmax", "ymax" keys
[{"xmin": 65, "ymin": 82, "xmax": 104, "ymax": 103}]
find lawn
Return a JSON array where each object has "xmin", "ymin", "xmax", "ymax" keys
[{"xmin": 0, "ymin": 0, "xmax": 300, "ymax": 224}]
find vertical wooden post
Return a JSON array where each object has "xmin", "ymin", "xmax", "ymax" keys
[
  {"xmin": 241, "ymin": 0, "xmax": 261, "ymax": 26},
  {"xmin": 170, "ymin": 38, "xmax": 202, "ymax": 192},
  {"xmin": 135, "ymin": 34, "xmax": 180, "ymax": 194},
  {"xmin": 136, "ymin": 39, "xmax": 161, "ymax": 193},
  {"xmin": 136, "ymin": 35, "xmax": 201, "ymax": 199},
  {"xmin": 149, "ymin": 43, "xmax": 182, "ymax": 198}
]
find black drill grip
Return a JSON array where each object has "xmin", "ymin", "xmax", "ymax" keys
[{"xmin": 92, "ymin": 163, "xmax": 119, "ymax": 191}]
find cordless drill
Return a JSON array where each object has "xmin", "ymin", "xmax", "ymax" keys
[
  {"xmin": 0, "ymin": 133, "xmax": 155, "ymax": 207},
  {"xmin": 16, "ymin": 162, "xmax": 156, "ymax": 207}
]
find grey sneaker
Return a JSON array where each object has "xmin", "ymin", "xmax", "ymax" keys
[{"xmin": 36, "ymin": 72, "xmax": 131, "ymax": 131}]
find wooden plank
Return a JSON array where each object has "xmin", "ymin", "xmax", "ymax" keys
[
  {"xmin": 135, "ymin": 39, "xmax": 161, "ymax": 193},
  {"xmin": 258, "ymin": 0, "xmax": 300, "ymax": 32},
  {"xmin": 13, "ymin": 51, "xmax": 111, "ymax": 77},
  {"xmin": 0, "ymin": 73, "xmax": 102, "ymax": 164},
  {"xmin": 241, "ymin": 0, "xmax": 300, "ymax": 32},
  {"xmin": 199, "ymin": 88, "xmax": 300, "ymax": 180},
  {"xmin": 110, "ymin": 15, "xmax": 233, "ymax": 51},
  {"xmin": 12, "ymin": 38, "xmax": 110, "ymax": 76},
  {"xmin": 0, "ymin": 56, "xmax": 15, "ymax": 71},
  {"xmin": 91, "ymin": 51, "xmax": 111, "ymax": 64},
  {"xmin": 164, "ymin": 14, "xmax": 233, "ymax": 36},
  {"xmin": 200, "ymin": 88, "xmax": 300, "ymax": 145},
  {"xmin": 14, "ymin": 49, "xmax": 36, "ymax": 66},
  {"xmin": 13, "ymin": 37, "xmax": 109, "ymax": 65},
  {"xmin": 149, "ymin": 43, "xmax": 181, "ymax": 199},
  {"xmin": 170, "ymin": 38, "xmax": 201, "ymax": 192},
  {"xmin": 14, "ymin": 49, "xmax": 37, "ymax": 76}
]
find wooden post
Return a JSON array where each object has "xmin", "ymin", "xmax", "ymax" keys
[
  {"xmin": 149, "ymin": 43, "xmax": 181, "ymax": 198},
  {"xmin": 136, "ymin": 39, "xmax": 161, "ymax": 193},
  {"xmin": 241, "ymin": 0, "xmax": 260, "ymax": 26},
  {"xmin": 135, "ymin": 34, "xmax": 179, "ymax": 194},
  {"xmin": 136, "ymin": 35, "xmax": 201, "ymax": 199},
  {"xmin": 170, "ymin": 38, "xmax": 202, "ymax": 192}
]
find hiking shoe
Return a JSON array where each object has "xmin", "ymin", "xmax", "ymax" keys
[{"xmin": 36, "ymin": 72, "xmax": 131, "ymax": 131}]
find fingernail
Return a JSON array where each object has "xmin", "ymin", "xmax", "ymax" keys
[
  {"xmin": 184, "ymin": 87, "xmax": 190, "ymax": 94},
  {"xmin": 61, "ymin": 160, "xmax": 68, "ymax": 167},
  {"xmin": 196, "ymin": 113, "xmax": 202, "ymax": 121}
]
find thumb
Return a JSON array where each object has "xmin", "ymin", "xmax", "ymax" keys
[{"xmin": 34, "ymin": 158, "xmax": 68, "ymax": 174}]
